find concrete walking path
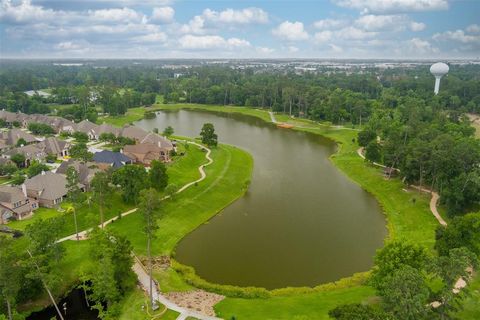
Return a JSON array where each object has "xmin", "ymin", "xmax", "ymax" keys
[{"xmin": 133, "ymin": 256, "xmax": 221, "ymax": 320}]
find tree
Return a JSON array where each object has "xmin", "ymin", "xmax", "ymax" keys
[
  {"xmin": 72, "ymin": 131, "xmax": 89, "ymax": 142},
  {"xmin": 91, "ymin": 171, "xmax": 112, "ymax": 228},
  {"xmin": 200, "ymin": 123, "xmax": 218, "ymax": 147},
  {"xmin": 27, "ymin": 122, "xmax": 55, "ymax": 135},
  {"xmin": 365, "ymin": 141, "xmax": 381, "ymax": 163},
  {"xmin": 69, "ymin": 143, "xmax": 93, "ymax": 161},
  {"xmin": 15, "ymin": 138, "xmax": 26, "ymax": 147},
  {"xmin": 138, "ymin": 188, "xmax": 161, "ymax": 308},
  {"xmin": 357, "ymin": 129, "xmax": 376, "ymax": 147},
  {"xmin": 10, "ymin": 172, "xmax": 25, "ymax": 186},
  {"xmin": 149, "ymin": 160, "xmax": 168, "ymax": 191},
  {"xmin": 435, "ymin": 213, "xmax": 480, "ymax": 256},
  {"xmin": 371, "ymin": 241, "xmax": 428, "ymax": 289},
  {"xmin": 66, "ymin": 167, "xmax": 86, "ymax": 240},
  {"xmin": 26, "ymin": 161, "xmax": 49, "ymax": 178},
  {"xmin": 10, "ymin": 154, "xmax": 25, "ymax": 168},
  {"xmin": 112, "ymin": 165, "xmax": 148, "ymax": 203},
  {"xmin": 163, "ymin": 126, "xmax": 174, "ymax": 137},
  {"xmin": 329, "ymin": 303, "xmax": 389, "ymax": 320},
  {"xmin": 0, "ymin": 163, "xmax": 17, "ymax": 177},
  {"xmin": 86, "ymin": 229, "xmax": 135, "ymax": 318},
  {"xmin": 379, "ymin": 266, "xmax": 431, "ymax": 320},
  {"xmin": 0, "ymin": 236, "xmax": 22, "ymax": 320},
  {"xmin": 45, "ymin": 153, "xmax": 57, "ymax": 163},
  {"xmin": 99, "ymin": 132, "xmax": 116, "ymax": 144}
]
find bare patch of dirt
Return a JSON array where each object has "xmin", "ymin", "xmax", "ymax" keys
[{"xmin": 164, "ymin": 290, "xmax": 225, "ymax": 317}]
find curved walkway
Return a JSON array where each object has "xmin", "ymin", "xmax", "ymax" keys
[
  {"xmin": 58, "ymin": 141, "xmax": 218, "ymax": 319},
  {"xmin": 356, "ymin": 147, "xmax": 447, "ymax": 226}
]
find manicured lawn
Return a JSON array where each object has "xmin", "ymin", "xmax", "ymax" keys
[
  {"xmin": 97, "ymin": 107, "xmax": 147, "ymax": 127},
  {"xmin": 8, "ymin": 207, "xmax": 62, "ymax": 231},
  {"xmin": 118, "ymin": 288, "xmax": 180, "ymax": 320},
  {"xmin": 216, "ymin": 285, "xmax": 377, "ymax": 320}
]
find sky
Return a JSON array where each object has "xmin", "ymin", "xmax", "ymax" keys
[{"xmin": 0, "ymin": 0, "xmax": 479, "ymax": 59}]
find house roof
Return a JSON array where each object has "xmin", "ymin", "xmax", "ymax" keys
[
  {"xmin": 5, "ymin": 143, "xmax": 46, "ymax": 160},
  {"xmin": 98, "ymin": 123, "xmax": 121, "ymax": 136},
  {"xmin": 76, "ymin": 119, "xmax": 99, "ymax": 135},
  {"xmin": 24, "ymin": 171, "xmax": 68, "ymax": 201},
  {"xmin": 39, "ymin": 137, "xmax": 69, "ymax": 155},
  {"xmin": 120, "ymin": 125, "xmax": 149, "ymax": 141},
  {"xmin": 0, "ymin": 128, "xmax": 38, "ymax": 146},
  {"xmin": 93, "ymin": 150, "xmax": 133, "ymax": 168},
  {"xmin": 123, "ymin": 143, "xmax": 164, "ymax": 154},
  {"xmin": 0, "ymin": 186, "xmax": 26, "ymax": 204},
  {"xmin": 140, "ymin": 132, "xmax": 174, "ymax": 150},
  {"xmin": 56, "ymin": 159, "xmax": 100, "ymax": 185}
]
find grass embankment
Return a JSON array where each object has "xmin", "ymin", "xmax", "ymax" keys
[
  {"xmin": 118, "ymin": 288, "xmax": 179, "ymax": 320},
  {"xmin": 108, "ymin": 143, "xmax": 253, "ymax": 290}
]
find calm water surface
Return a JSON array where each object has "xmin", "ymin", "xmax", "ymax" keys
[{"xmin": 136, "ymin": 110, "xmax": 387, "ymax": 289}]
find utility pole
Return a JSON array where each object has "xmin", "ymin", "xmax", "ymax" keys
[{"xmin": 27, "ymin": 250, "xmax": 65, "ymax": 320}]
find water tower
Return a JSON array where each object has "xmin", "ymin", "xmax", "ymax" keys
[{"xmin": 430, "ymin": 62, "xmax": 449, "ymax": 95}]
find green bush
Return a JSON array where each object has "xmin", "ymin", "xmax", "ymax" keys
[{"xmin": 172, "ymin": 260, "xmax": 271, "ymax": 299}]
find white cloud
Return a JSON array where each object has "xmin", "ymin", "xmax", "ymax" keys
[
  {"xmin": 202, "ymin": 7, "xmax": 268, "ymax": 24},
  {"xmin": 329, "ymin": 44, "xmax": 343, "ymax": 53},
  {"xmin": 335, "ymin": 26, "xmax": 377, "ymax": 40},
  {"xmin": 410, "ymin": 21, "xmax": 426, "ymax": 31},
  {"xmin": 313, "ymin": 18, "xmax": 346, "ymax": 30},
  {"xmin": 405, "ymin": 37, "xmax": 438, "ymax": 54},
  {"xmin": 257, "ymin": 46, "xmax": 275, "ymax": 54},
  {"xmin": 88, "ymin": 8, "xmax": 144, "ymax": 23},
  {"xmin": 354, "ymin": 14, "xmax": 425, "ymax": 32},
  {"xmin": 433, "ymin": 29, "xmax": 480, "ymax": 44},
  {"xmin": 55, "ymin": 41, "xmax": 82, "ymax": 50},
  {"xmin": 151, "ymin": 7, "xmax": 174, "ymax": 24},
  {"xmin": 313, "ymin": 31, "xmax": 333, "ymax": 43},
  {"xmin": 0, "ymin": 0, "xmax": 58, "ymax": 23},
  {"xmin": 133, "ymin": 32, "xmax": 167, "ymax": 43},
  {"xmin": 333, "ymin": 0, "xmax": 449, "ymax": 14},
  {"xmin": 178, "ymin": 35, "xmax": 250, "ymax": 50},
  {"xmin": 466, "ymin": 24, "xmax": 480, "ymax": 34},
  {"xmin": 272, "ymin": 21, "xmax": 309, "ymax": 41},
  {"xmin": 179, "ymin": 15, "xmax": 207, "ymax": 34},
  {"xmin": 288, "ymin": 46, "xmax": 299, "ymax": 52}
]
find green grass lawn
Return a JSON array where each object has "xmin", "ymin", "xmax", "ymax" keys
[
  {"xmin": 97, "ymin": 107, "xmax": 147, "ymax": 127},
  {"xmin": 216, "ymin": 285, "xmax": 377, "ymax": 320},
  {"xmin": 118, "ymin": 288, "xmax": 179, "ymax": 320}
]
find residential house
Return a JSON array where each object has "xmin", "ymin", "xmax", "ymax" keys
[
  {"xmin": 97, "ymin": 123, "xmax": 121, "ymax": 137},
  {"xmin": 3, "ymin": 144, "xmax": 47, "ymax": 166},
  {"xmin": 39, "ymin": 137, "xmax": 70, "ymax": 158},
  {"xmin": 139, "ymin": 132, "xmax": 174, "ymax": 155},
  {"xmin": 123, "ymin": 143, "xmax": 170, "ymax": 165},
  {"xmin": 0, "ymin": 110, "xmax": 24, "ymax": 127},
  {"xmin": 0, "ymin": 128, "xmax": 39, "ymax": 147},
  {"xmin": 0, "ymin": 185, "xmax": 38, "ymax": 223},
  {"xmin": 120, "ymin": 125, "xmax": 149, "ymax": 142},
  {"xmin": 75, "ymin": 119, "xmax": 100, "ymax": 140},
  {"xmin": 56, "ymin": 159, "xmax": 100, "ymax": 190},
  {"xmin": 23, "ymin": 171, "xmax": 70, "ymax": 208},
  {"xmin": 93, "ymin": 150, "xmax": 133, "ymax": 169}
]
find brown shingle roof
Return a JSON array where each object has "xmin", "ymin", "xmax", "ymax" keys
[{"xmin": 24, "ymin": 171, "xmax": 68, "ymax": 201}]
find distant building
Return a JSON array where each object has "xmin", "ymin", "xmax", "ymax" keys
[
  {"xmin": 38, "ymin": 137, "xmax": 70, "ymax": 158},
  {"xmin": 56, "ymin": 159, "xmax": 100, "ymax": 190},
  {"xmin": 123, "ymin": 143, "xmax": 170, "ymax": 165},
  {"xmin": 0, "ymin": 128, "xmax": 39, "ymax": 147}
]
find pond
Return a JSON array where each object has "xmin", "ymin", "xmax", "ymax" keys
[
  {"xmin": 26, "ymin": 288, "xmax": 98, "ymax": 320},
  {"xmin": 136, "ymin": 110, "xmax": 387, "ymax": 289}
]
